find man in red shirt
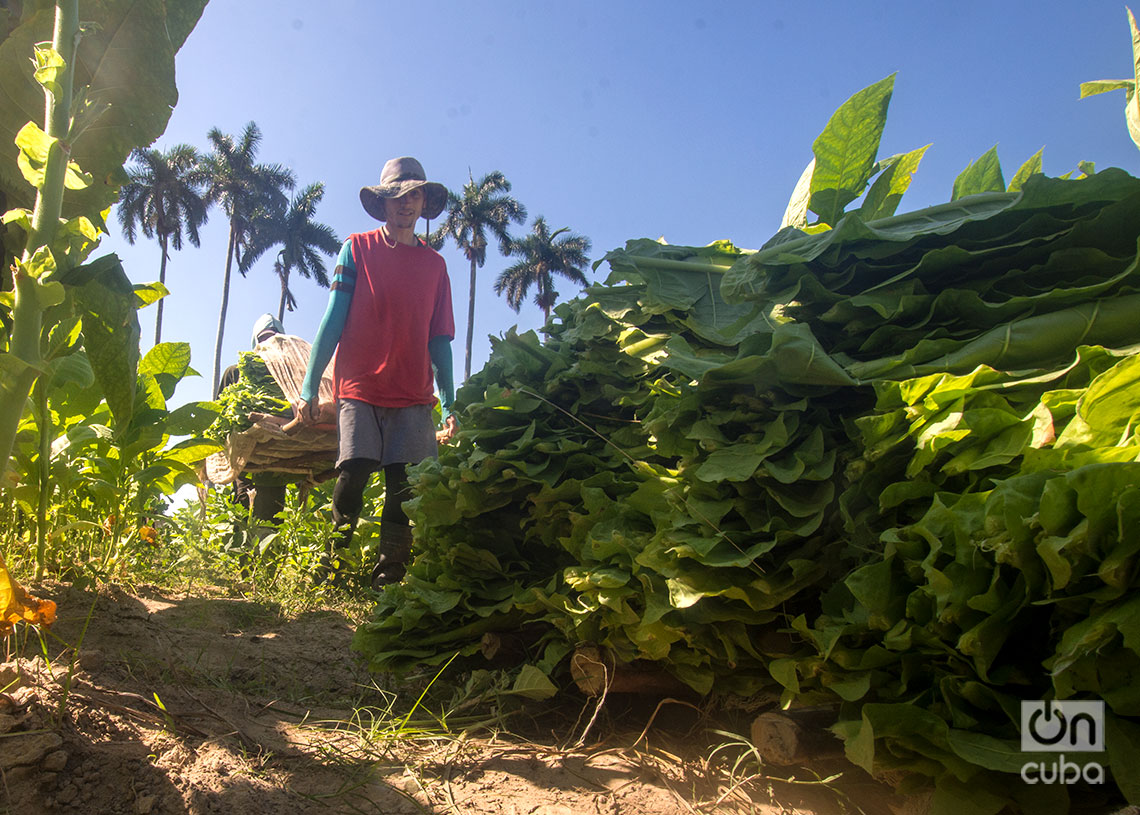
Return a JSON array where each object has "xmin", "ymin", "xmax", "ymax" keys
[{"xmin": 294, "ymin": 157, "xmax": 456, "ymax": 589}]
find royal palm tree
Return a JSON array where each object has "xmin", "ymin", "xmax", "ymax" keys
[
  {"xmin": 240, "ymin": 182, "xmax": 341, "ymax": 324},
  {"xmin": 201, "ymin": 121, "xmax": 295, "ymax": 394},
  {"xmin": 496, "ymin": 217, "xmax": 591, "ymax": 324},
  {"xmin": 430, "ymin": 171, "xmax": 526, "ymax": 380},
  {"xmin": 117, "ymin": 144, "xmax": 209, "ymax": 345}
]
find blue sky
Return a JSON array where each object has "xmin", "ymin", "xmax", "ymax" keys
[{"xmin": 98, "ymin": 0, "xmax": 1140, "ymax": 408}]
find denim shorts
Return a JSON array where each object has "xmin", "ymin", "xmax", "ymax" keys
[{"xmin": 336, "ymin": 399, "xmax": 437, "ymax": 468}]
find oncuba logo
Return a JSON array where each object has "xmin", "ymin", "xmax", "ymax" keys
[{"xmin": 1019, "ymin": 701, "xmax": 1105, "ymax": 785}]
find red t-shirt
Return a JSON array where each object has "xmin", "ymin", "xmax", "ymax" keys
[{"xmin": 333, "ymin": 229, "xmax": 454, "ymax": 407}]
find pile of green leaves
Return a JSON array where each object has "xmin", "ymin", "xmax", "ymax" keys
[
  {"xmin": 354, "ymin": 65, "xmax": 1140, "ymax": 808},
  {"xmin": 355, "ymin": 238, "xmax": 859, "ymax": 694},
  {"xmin": 206, "ymin": 351, "xmax": 290, "ymax": 442},
  {"xmin": 353, "ymin": 171, "xmax": 1140, "ymax": 810},
  {"xmin": 718, "ymin": 173, "xmax": 1140, "ymax": 809}
]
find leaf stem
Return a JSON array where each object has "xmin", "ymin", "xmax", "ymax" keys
[
  {"xmin": 34, "ymin": 379, "xmax": 51, "ymax": 579},
  {"xmin": 625, "ymin": 256, "xmax": 737, "ymax": 274}
]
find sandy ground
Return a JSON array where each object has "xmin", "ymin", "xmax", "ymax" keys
[{"xmin": 0, "ymin": 581, "xmax": 932, "ymax": 814}]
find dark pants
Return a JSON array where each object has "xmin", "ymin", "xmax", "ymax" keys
[
  {"xmin": 331, "ymin": 459, "xmax": 411, "ymax": 533},
  {"xmin": 234, "ymin": 477, "xmax": 287, "ymax": 523},
  {"xmin": 330, "ymin": 459, "xmax": 413, "ymax": 586}
]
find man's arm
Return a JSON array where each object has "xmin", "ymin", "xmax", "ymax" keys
[
  {"xmin": 429, "ymin": 335, "xmax": 457, "ymax": 439},
  {"xmin": 296, "ymin": 239, "xmax": 355, "ymax": 421}
]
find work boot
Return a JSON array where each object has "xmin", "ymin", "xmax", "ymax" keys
[{"xmin": 370, "ymin": 524, "xmax": 413, "ymax": 590}]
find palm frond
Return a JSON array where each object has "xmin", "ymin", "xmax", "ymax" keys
[{"xmin": 495, "ymin": 216, "xmax": 592, "ymax": 319}]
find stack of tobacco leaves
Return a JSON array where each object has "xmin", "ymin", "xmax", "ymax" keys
[
  {"xmin": 355, "ymin": 169, "xmax": 1140, "ymax": 810},
  {"xmin": 206, "ymin": 351, "xmax": 291, "ymax": 443},
  {"xmin": 354, "ymin": 238, "xmax": 862, "ymax": 695}
]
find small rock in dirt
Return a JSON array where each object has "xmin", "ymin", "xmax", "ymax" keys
[
  {"xmin": 56, "ymin": 783, "xmax": 78, "ymax": 804},
  {"xmin": 0, "ymin": 731, "xmax": 62, "ymax": 769},
  {"xmin": 78, "ymin": 650, "xmax": 104, "ymax": 671},
  {"xmin": 135, "ymin": 793, "xmax": 157, "ymax": 814},
  {"xmin": 42, "ymin": 749, "xmax": 68, "ymax": 772},
  {"xmin": 0, "ymin": 661, "xmax": 23, "ymax": 689},
  {"xmin": 0, "ymin": 712, "xmax": 22, "ymax": 734},
  {"xmin": 10, "ymin": 686, "xmax": 36, "ymax": 708}
]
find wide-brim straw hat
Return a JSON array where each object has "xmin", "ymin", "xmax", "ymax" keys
[{"xmin": 359, "ymin": 156, "xmax": 448, "ymax": 222}]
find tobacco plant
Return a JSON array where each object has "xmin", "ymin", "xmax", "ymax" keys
[{"xmin": 0, "ymin": 0, "xmax": 207, "ymax": 575}]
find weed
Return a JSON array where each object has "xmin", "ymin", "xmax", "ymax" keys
[{"xmin": 700, "ymin": 727, "xmax": 867, "ymax": 814}]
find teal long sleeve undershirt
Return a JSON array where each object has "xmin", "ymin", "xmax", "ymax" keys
[
  {"xmin": 429, "ymin": 336, "xmax": 455, "ymax": 420},
  {"xmin": 300, "ymin": 239, "xmax": 456, "ymax": 422}
]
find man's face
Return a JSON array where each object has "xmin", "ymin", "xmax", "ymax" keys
[{"xmin": 384, "ymin": 188, "xmax": 424, "ymax": 229}]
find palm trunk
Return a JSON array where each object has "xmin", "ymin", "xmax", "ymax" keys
[
  {"xmin": 541, "ymin": 273, "xmax": 552, "ymax": 332},
  {"xmin": 211, "ymin": 224, "xmax": 238, "ymax": 396},
  {"xmin": 277, "ymin": 265, "xmax": 289, "ymax": 324},
  {"xmin": 155, "ymin": 233, "xmax": 169, "ymax": 346},
  {"xmin": 465, "ymin": 255, "xmax": 477, "ymax": 381}
]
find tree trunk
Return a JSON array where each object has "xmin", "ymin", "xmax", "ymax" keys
[
  {"xmin": 211, "ymin": 224, "xmax": 238, "ymax": 397},
  {"xmin": 465, "ymin": 254, "xmax": 477, "ymax": 381},
  {"xmin": 540, "ymin": 272, "xmax": 549, "ymax": 326},
  {"xmin": 155, "ymin": 233, "xmax": 169, "ymax": 347},
  {"xmin": 542, "ymin": 272, "xmax": 551, "ymax": 327},
  {"xmin": 277, "ymin": 265, "xmax": 289, "ymax": 324}
]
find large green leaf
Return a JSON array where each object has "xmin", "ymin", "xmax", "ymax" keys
[
  {"xmin": 1056, "ymin": 353, "xmax": 1140, "ymax": 448},
  {"xmin": 138, "ymin": 341, "xmax": 191, "ymax": 399},
  {"xmin": 848, "ymin": 293, "xmax": 1140, "ymax": 381},
  {"xmin": 944, "ymin": 728, "xmax": 1033, "ymax": 774},
  {"xmin": 809, "ymin": 74, "xmax": 896, "ymax": 227},
  {"xmin": 780, "ymin": 158, "xmax": 815, "ymax": 229},
  {"xmin": 47, "ymin": 349, "xmax": 94, "ymax": 389},
  {"xmin": 722, "ymin": 191, "xmax": 1024, "ymax": 303},
  {"xmin": 1080, "ymin": 79, "xmax": 1135, "ymax": 98},
  {"xmin": 951, "ymin": 145, "xmax": 1005, "ymax": 201},
  {"xmin": 506, "ymin": 664, "xmax": 558, "ymax": 700},
  {"xmin": 70, "ymin": 253, "xmax": 139, "ymax": 426},
  {"xmin": 162, "ymin": 437, "xmax": 221, "ymax": 465},
  {"xmin": 0, "ymin": 0, "xmax": 209, "ymax": 215},
  {"xmin": 165, "ymin": 401, "xmax": 218, "ymax": 436},
  {"xmin": 1006, "ymin": 147, "xmax": 1043, "ymax": 192},
  {"xmin": 859, "ymin": 145, "xmax": 930, "ymax": 221}
]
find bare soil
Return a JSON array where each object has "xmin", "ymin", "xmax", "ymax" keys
[{"xmin": 0, "ymin": 581, "xmax": 923, "ymax": 814}]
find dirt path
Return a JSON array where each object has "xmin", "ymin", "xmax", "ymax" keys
[{"xmin": 1, "ymin": 582, "xmax": 911, "ymax": 814}]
